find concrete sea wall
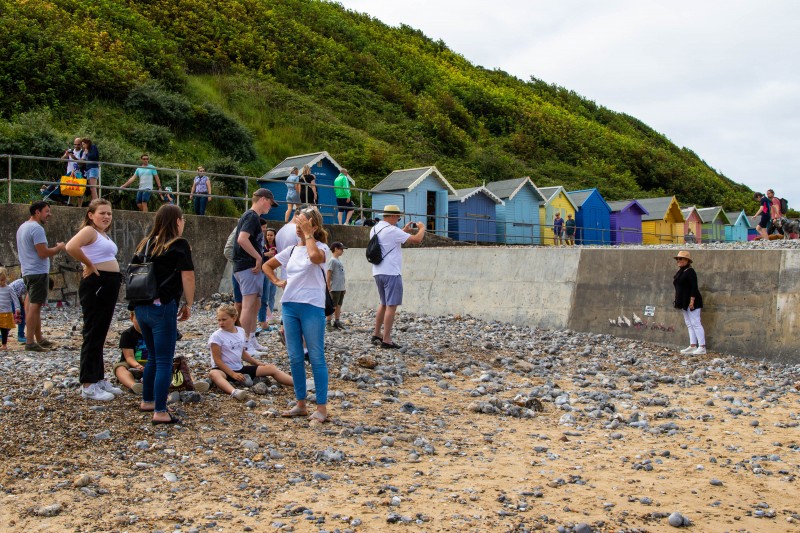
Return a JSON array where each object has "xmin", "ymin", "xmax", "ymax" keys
[
  {"xmin": 1, "ymin": 204, "xmax": 797, "ymax": 363},
  {"xmin": 337, "ymin": 247, "xmax": 800, "ymax": 364}
]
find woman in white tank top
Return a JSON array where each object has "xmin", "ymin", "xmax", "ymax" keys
[{"xmin": 66, "ymin": 199, "xmax": 123, "ymax": 402}]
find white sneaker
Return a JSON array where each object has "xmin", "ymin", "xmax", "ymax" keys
[
  {"xmin": 231, "ymin": 389, "xmax": 251, "ymax": 401},
  {"xmin": 680, "ymin": 346, "xmax": 696, "ymax": 354},
  {"xmin": 692, "ymin": 346, "xmax": 707, "ymax": 355},
  {"xmin": 130, "ymin": 382, "xmax": 144, "ymax": 395},
  {"xmin": 81, "ymin": 383, "xmax": 115, "ymax": 401},
  {"xmin": 97, "ymin": 379, "xmax": 124, "ymax": 396},
  {"xmin": 249, "ymin": 336, "xmax": 267, "ymax": 352}
]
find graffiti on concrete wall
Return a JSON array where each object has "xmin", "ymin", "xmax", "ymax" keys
[{"xmin": 608, "ymin": 312, "xmax": 674, "ymax": 332}]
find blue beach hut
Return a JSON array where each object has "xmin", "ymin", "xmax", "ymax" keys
[
  {"xmin": 567, "ymin": 188, "xmax": 612, "ymax": 245},
  {"xmin": 485, "ymin": 177, "xmax": 545, "ymax": 245},
  {"xmin": 370, "ymin": 166, "xmax": 456, "ymax": 237},
  {"xmin": 725, "ymin": 210, "xmax": 751, "ymax": 242},
  {"xmin": 259, "ymin": 151, "xmax": 348, "ymax": 224},
  {"xmin": 448, "ymin": 186, "xmax": 504, "ymax": 243}
]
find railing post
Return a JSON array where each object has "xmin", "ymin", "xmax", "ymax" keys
[
  {"xmin": 7, "ymin": 156, "xmax": 11, "ymax": 204},
  {"xmin": 97, "ymin": 163, "xmax": 102, "ymax": 199},
  {"xmin": 176, "ymin": 171, "xmax": 181, "ymax": 208}
]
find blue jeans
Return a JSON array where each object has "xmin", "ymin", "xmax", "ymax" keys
[
  {"xmin": 258, "ymin": 278, "xmax": 277, "ymax": 322},
  {"xmin": 135, "ymin": 300, "xmax": 178, "ymax": 413},
  {"xmin": 193, "ymin": 195, "xmax": 208, "ymax": 215},
  {"xmin": 282, "ymin": 302, "xmax": 327, "ymax": 405}
]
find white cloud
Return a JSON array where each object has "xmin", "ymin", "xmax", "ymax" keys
[{"xmin": 338, "ymin": 0, "xmax": 800, "ymax": 204}]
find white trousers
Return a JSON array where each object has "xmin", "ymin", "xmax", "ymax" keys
[{"xmin": 681, "ymin": 308, "xmax": 705, "ymax": 346}]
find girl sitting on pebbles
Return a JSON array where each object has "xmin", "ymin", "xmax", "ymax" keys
[{"xmin": 208, "ymin": 304, "xmax": 293, "ymax": 401}]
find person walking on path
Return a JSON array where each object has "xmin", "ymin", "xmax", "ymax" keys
[
  {"xmin": 263, "ymin": 207, "xmax": 331, "ymax": 423},
  {"xmin": 66, "ymin": 199, "xmax": 124, "ymax": 401},
  {"xmin": 120, "ymin": 154, "xmax": 163, "ymax": 212},
  {"xmin": 564, "ymin": 213, "xmax": 576, "ymax": 246},
  {"xmin": 285, "ymin": 167, "xmax": 301, "ymax": 222},
  {"xmin": 15, "ymin": 201, "xmax": 65, "ymax": 352},
  {"xmin": 327, "ymin": 242, "xmax": 347, "ymax": 328},
  {"xmin": 233, "ymin": 189, "xmax": 278, "ymax": 355},
  {"xmin": 334, "ymin": 169, "xmax": 355, "ymax": 225},
  {"xmin": 753, "ymin": 192, "xmax": 771, "ymax": 240},
  {"xmin": 369, "ymin": 205, "xmax": 425, "ymax": 349},
  {"xmin": 553, "ymin": 212, "xmax": 564, "ymax": 246},
  {"xmin": 673, "ymin": 250, "xmax": 706, "ymax": 356},
  {"xmin": 190, "ymin": 166, "xmax": 212, "ymax": 216},
  {"xmin": 299, "ymin": 165, "xmax": 317, "ymax": 206},
  {"xmin": 131, "ymin": 204, "xmax": 195, "ymax": 425}
]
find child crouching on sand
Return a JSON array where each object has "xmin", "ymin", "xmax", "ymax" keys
[{"xmin": 208, "ymin": 304, "xmax": 293, "ymax": 401}]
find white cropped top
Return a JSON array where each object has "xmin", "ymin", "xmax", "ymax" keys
[{"xmin": 82, "ymin": 229, "xmax": 118, "ymax": 264}]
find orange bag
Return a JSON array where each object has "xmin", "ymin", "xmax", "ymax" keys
[{"xmin": 60, "ymin": 175, "xmax": 86, "ymax": 197}]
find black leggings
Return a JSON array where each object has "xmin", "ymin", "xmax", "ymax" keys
[
  {"xmin": 1, "ymin": 328, "xmax": 8, "ymax": 345},
  {"xmin": 79, "ymin": 271, "xmax": 122, "ymax": 383}
]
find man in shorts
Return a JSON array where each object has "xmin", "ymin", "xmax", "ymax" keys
[
  {"xmin": 334, "ymin": 168, "xmax": 355, "ymax": 225},
  {"xmin": 15, "ymin": 201, "xmax": 65, "ymax": 351},
  {"xmin": 754, "ymin": 192, "xmax": 771, "ymax": 240},
  {"xmin": 233, "ymin": 188, "xmax": 278, "ymax": 354},
  {"xmin": 120, "ymin": 154, "xmax": 163, "ymax": 212},
  {"xmin": 370, "ymin": 205, "xmax": 426, "ymax": 349}
]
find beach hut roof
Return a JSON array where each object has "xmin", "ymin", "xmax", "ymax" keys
[
  {"xmin": 567, "ymin": 188, "xmax": 611, "ymax": 210},
  {"xmin": 607, "ymin": 199, "xmax": 650, "ymax": 215},
  {"xmin": 726, "ymin": 210, "xmax": 752, "ymax": 228},
  {"xmin": 636, "ymin": 197, "xmax": 684, "ymax": 221},
  {"xmin": 696, "ymin": 206, "xmax": 732, "ymax": 224},
  {"xmin": 449, "ymin": 186, "xmax": 504, "ymax": 205},
  {"xmin": 538, "ymin": 186, "xmax": 578, "ymax": 210},
  {"xmin": 485, "ymin": 177, "xmax": 544, "ymax": 202},
  {"xmin": 261, "ymin": 151, "xmax": 351, "ymax": 183},
  {"xmin": 371, "ymin": 166, "xmax": 456, "ymax": 195}
]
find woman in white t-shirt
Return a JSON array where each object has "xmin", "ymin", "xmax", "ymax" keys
[
  {"xmin": 208, "ymin": 304, "xmax": 293, "ymax": 401},
  {"xmin": 263, "ymin": 207, "xmax": 331, "ymax": 423}
]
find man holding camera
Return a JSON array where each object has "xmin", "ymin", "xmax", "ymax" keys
[{"xmin": 370, "ymin": 205, "xmax": 425, "ymax": 349}]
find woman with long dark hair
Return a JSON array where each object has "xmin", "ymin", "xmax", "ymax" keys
[
  {"xmin": 66, "ymin": 199, "xmax": 123, "ymax": 401},
  {"xmin": 132, "ymin": 204, "xmax": 195, "ymax": 424},
  {"xmin": 299, "ymin": 164, "xmax": 317, "ymax": 206},
  {"xmin": 263, "ymin": 207, "xmax": 330, "ymax": 423}
]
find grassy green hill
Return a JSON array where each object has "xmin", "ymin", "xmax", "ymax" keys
[{"xmin": 0, "ymin": 0, "xmax": 757, "ymax": 213}]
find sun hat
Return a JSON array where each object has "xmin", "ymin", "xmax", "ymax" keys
[
  {"xmin": 674, "ymin": 250, "xmax": 693, "ymax": 263},
  {"xmin": 381, "ymin": 204, "xmax": 403, "ymax": 216}
]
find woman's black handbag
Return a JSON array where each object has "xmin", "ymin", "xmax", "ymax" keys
[{"xmin": 125, "ymin": 240, "xmax": 158, "ymax": 303}]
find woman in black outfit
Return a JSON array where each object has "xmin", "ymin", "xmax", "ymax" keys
[
  {"xmin": 299, "ymin": 164, "xmax": 317, "ymax": 205},
  {"xmin": 133, "ymin": 204, "xmax": 195, "ymax": 424},
  {"xmin": 673, "ymin": 250, "xmax": 706, "ymax": 355}
]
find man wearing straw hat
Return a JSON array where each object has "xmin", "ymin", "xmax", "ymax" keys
[{"xmin": 369, "ymin": 205, "xmax": 425, "ymax": 349}]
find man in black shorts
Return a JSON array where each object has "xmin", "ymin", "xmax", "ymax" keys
[{"xmin": 754, "ymin": 192, "xmax": 771, "ymax": 240}]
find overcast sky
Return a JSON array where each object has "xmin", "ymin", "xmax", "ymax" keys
[{"xmin": 338, "ymin": 0, "xmax": 799, "ymax": 208}]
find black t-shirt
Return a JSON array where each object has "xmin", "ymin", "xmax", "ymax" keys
[
  {"xmin": 233, "ymin": 210, "xmax": 264, "ymax": 272},
  {"xmin": 151, "ymin": 238, "xmax": 194, "ymax": 305},
  {"xmin": 119, "ymin": 325, "xmax": 148, "ymax": 363},
  {"xmin": 300, "ymin": 174, "xmax": 316, "ymax": 204}
]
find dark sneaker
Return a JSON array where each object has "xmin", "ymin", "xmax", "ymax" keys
[
  {"xmin": 333, "ymin": 320, "xmax": 344, "ymax": 329},
  {"xmin": 38, "ymin": 338, "xmax": 55, "ymax": 348}
]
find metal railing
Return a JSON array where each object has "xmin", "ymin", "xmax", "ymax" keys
[{"xmin": 1, "ymin": 153, "xmax": 748, "ymax": 246}]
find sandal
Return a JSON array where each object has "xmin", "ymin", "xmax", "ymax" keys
[
  {"xmin": 151, "ymin": 412, "xmax": 181, "ymax": 425},
  {"xmin": 371, "ymin": 335, "xmax": 383, "ymax": 344},
  {"xmin": 381, "ymin": 341, "xmax": 402, "ymax": 350},
  {"xmin": 308, "ymin": 411, "xmax": 328, "ymax": 423},
  {"xmin": 282, "ymin": 406, "xmax": 309, "ymax": 418}
]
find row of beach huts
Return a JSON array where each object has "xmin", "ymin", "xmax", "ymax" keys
[{"xmin": 258, "ymin": 151, "xmax": 758, "ymax": 245}]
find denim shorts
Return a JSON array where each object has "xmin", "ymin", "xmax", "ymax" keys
[
  {"xmin": 286, "ymin": 190, "xmax": 300, "ymax": 204},
  {"xmin": 86, "ymin": 168, "xmax": 99, "ymax": 179},
  {"xmin": 374, "ymin": 274, "xmax": 403, "ymax": 306},
  {"xmin": 234, "ymin": 268, "xmax": 264, "ymax": 296},
  {"xmin": 136, "ymin": 190, "xmax": 152, "ymax": 204}
]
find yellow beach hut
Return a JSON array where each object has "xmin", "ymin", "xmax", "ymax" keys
[
  {"xmin": 637, "ymin": 196, "xmax": 685, "ymax": 245},
  {"xmin": 538, "ymin": 186, "xmax": 578, "ymax": 245}
]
